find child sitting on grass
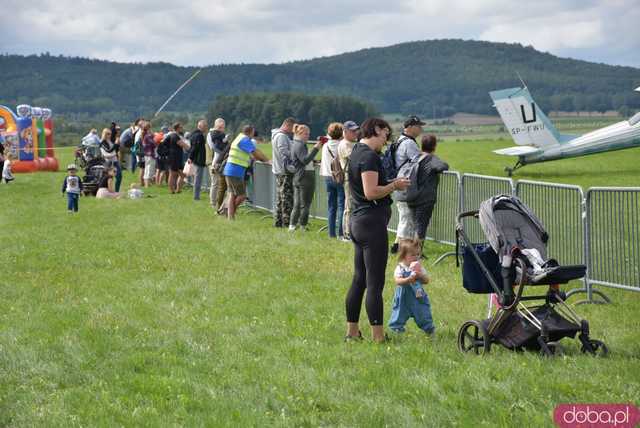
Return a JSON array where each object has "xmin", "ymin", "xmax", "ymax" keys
[{"xmin": 388, "ymin": 239, "xmax": 435, "ymax": 336}]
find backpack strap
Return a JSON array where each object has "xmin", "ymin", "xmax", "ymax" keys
[{"xmin": 395, "ymin": 135, "xmax": 419, "ymax": 170}]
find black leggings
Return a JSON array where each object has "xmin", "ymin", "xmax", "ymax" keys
[{"xmin": 346, "ymin": 205, "xmax": 391, "ymax": 326}]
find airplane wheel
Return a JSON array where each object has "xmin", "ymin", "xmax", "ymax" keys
[{"xmin": 504, "ymin": 167, "xmax": 513, "ymax": 177}]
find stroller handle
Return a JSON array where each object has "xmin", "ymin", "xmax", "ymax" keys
[{"xmin": 456, "ymin": 210, "xmax": 479, "ymax": 229}]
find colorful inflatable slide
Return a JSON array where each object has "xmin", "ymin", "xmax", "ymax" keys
[{"xmin": 0, "ymin": 104, "xmax": 58, "ymax": 172}]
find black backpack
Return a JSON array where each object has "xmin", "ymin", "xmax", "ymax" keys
[{"xmin": 380, "ymin": 135, "xmax": 412, "ymax": 182}]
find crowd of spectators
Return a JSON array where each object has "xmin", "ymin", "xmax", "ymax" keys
[{"xmin": 68, "ymin": 114, "xmax": 448, "ymax": 341}]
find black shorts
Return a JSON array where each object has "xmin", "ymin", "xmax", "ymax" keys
[
  {"xmin": 169, "ymin": 154, "xmax": 184, "ymax": 172},
  {"xmin": 157, "ymin": 156, "xmax": 168, "ymax": 171}
]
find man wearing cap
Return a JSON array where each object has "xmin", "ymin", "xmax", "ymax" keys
[
  {"xmin": 391, "ymin": 115, "xmax": 426, "ymax": 253},
  {"xmin": 337, "ymin": 120, "xmax": 359, "ymax": 241}
]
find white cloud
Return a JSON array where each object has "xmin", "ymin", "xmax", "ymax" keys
[{"xmin": 1, "ymin": 0, "xmax": 638, "ymax": 67}]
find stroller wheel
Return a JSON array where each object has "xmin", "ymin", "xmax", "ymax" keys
[
  {"xmin": 581, "ymin": 339, "xmax": 609, "ymax": 357},
  {"xmin": 457, "ymin": 320, "xmax": 491, "ymax": 355},
  {"xmin": 540, "ymin": 341, "xmax": 564, "ymax": 357}
]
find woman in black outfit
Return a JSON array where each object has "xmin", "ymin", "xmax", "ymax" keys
[{"xmin": 345, "ymin": 118, "xmax": 410, "ymax": 342}]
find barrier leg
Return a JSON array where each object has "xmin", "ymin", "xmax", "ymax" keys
[
  {"xmin": 566, "ymin": 281, "xmax": 611, "ymax": 305},
  {"xmin": 433, "ymin": 251, "xmax": 458, "ymax": 266}
]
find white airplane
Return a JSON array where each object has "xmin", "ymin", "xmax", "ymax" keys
[{"xmin": 490, "ymin": 86, "xmax": 640, "ymax": 175}]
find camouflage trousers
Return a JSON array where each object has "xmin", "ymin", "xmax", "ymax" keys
[{"xmin": 274, "ymin": 174, "xmax": 294, "ymax": 227}]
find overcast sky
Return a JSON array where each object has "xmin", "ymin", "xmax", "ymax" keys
[{"xmin": 2, "ymin": 0, "xmax": 639, "ymax": 68}]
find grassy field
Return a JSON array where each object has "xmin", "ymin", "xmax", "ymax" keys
[{"xmin": 1, "ymin": 144, "xmax": 639, "ymax": 426}]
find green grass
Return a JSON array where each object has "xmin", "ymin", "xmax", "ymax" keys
[
  {"xmin": 436, "ymin": 139, "xmax": 640, "ymax": 189},
  {"xmin": 1, "ymin": 143, "xmax": 639, "ymax": 427}
]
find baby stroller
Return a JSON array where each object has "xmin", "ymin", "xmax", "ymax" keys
[
  {"xmin": 455, "ymin": 195, "xmax": 607, "ymax": 357},
  {"xmin": 82, "ymin": 162, "xmax": 105, "ymax": 196},
  {"xmin": 74, "ymin": 141, "xmax": 103, "ymax": 170},
  {"xmin": 74, "ymin": 142, "xmax": 106, "ymax": 196}
]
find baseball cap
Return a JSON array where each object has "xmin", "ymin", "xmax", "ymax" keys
[
  {"xmin": 67, "ymin": 163, "xmax": 78, "ymax": 171},
  {"xmin": 343, "ymin": 120, "xmax": 359, "ymax": 131},
  {"xmin": 403, "ymin": 115, "xmax": 426, "ymax": 128}
]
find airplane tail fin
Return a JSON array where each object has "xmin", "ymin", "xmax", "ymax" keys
[{"xmin": 490, "ymin": 87, "xmax": 562, "ymax": 147}]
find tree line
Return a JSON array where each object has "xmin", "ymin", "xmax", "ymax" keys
[
  {"xmin": 207, "ymin": 93, "xmax": 378, "ymax": 138},
  {"xmin": 1, "ymin": 40, "xmax": 639, "ymax": 119}
]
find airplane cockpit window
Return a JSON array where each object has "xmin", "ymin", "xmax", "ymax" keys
[{"xmin": 629, "ymin": 112, "xmax": 640, "ymax": 126}]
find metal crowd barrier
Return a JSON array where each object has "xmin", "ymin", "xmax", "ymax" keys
[
  {"xmin": 312, "ymin": 167, "xmax": 329, "ymax": 222},
  {"xmin": 428, "ymin": 171, "xmax": 462, "ymax": 245},
  {"xmin": 246, "ymin": 163, "xmax": 639, "ymax": 304},
  {"xmin": 388, "ymin": 202, "xmax": 400, "ymax": 233},
  {"xmin": 461, "ymin": 173, "xmax": 515, "ymax": 243},
  {"xmin": 583, "ymin": 188, "xmax": 640, "ymax": 300},
  {"xmin": 515, "ymin": 180, "xmax": 584, "ymax": 266},
  {"xmin": 252, "ymin": 161, "xmax": 275, "ymax": 212}
]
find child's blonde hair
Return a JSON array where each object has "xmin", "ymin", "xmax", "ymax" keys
[
  {"xmin": 293, "ymin": 123, "xmax": 310, "ymax": 136},
  {"xmin": 397, "ymin": 239, "xmax": 420, "ymax": 262},
  {"xmin": 130, "ymin": 183, "xmax": 139, "ymax": 189}
]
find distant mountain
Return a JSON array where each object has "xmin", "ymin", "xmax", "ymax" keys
[{"xmin": 2, "ymin": 39, "xmax": 639, "ymax": 119}]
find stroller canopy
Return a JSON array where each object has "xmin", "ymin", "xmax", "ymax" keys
[{"xmin": 478, "ymin": 195, "xmax": 548, "ymax": 259}]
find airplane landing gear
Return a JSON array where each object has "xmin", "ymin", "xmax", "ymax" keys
[{"xmin": 504, "ymin": 160, "xmax": 523, "ymax": 177}]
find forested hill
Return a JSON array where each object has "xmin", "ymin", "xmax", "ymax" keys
[{"xmin": 2, "ymin": 39, "xmax": 639, "ymax": 119}]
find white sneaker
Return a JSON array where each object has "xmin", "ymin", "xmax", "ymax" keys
[
  {"xmin": 338, "ymin": 236, "xmax": 351, "ymax": 242},
  {"xmin": 288, "ymin": 225, "xmax": 297, "ymax": 232}
]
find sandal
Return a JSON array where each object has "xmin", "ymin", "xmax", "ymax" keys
[
  {"xmin": 373, "ymin": 333, "xmax": 391, "ymax": 344},
  {"xmin": 344, "ymin": 331, "xmax": 363, "ymax": 342}
]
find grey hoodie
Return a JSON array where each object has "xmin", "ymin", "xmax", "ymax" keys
[
  {"xmin": 271, "ymin": 128, "xmax": 295, "ymax": 175},
  {"xmin": 291, "ymin": 138, "xmax": 319, "ymax": 185}
]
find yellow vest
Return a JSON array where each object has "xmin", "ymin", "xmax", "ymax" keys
[{"xmin": 227, "ymin": 133, "xmax": 251, "ymax": 168}]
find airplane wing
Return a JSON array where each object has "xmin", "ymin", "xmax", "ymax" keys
[{"xmin": 493, "ymin": 146, "xmax": 541, "ymax": 156}]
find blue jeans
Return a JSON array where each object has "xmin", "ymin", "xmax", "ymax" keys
[
  {"xmin": 112, "ymin": 160, "xmax": 122, "ymax": 192},
  {"xmin": 388, "ymin": 284, "xmax": 434, "ymax": 334},
  {"xmin": 67, "ymin": 193, "xmax": 79, "ymax": 212},
  {"xmin": 193, "ymin": 165, "xmax": 206, "ymax": 200},
  {"xmin": 325, "ymin": 177, "xmax": 344, "ymax": 237},
  {"xmin": 130, "ymin": 153, "xmax": 137, "ymax": 173}
]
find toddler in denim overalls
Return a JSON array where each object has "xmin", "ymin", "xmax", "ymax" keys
[{"xmin": 388, "ymin": 240, "xmax": 435, "ymax": 335}]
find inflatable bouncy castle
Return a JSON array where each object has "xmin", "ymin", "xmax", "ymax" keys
[{"xmin": 0, "ymin": 104, "xmax": 58, "ymax": 172}]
